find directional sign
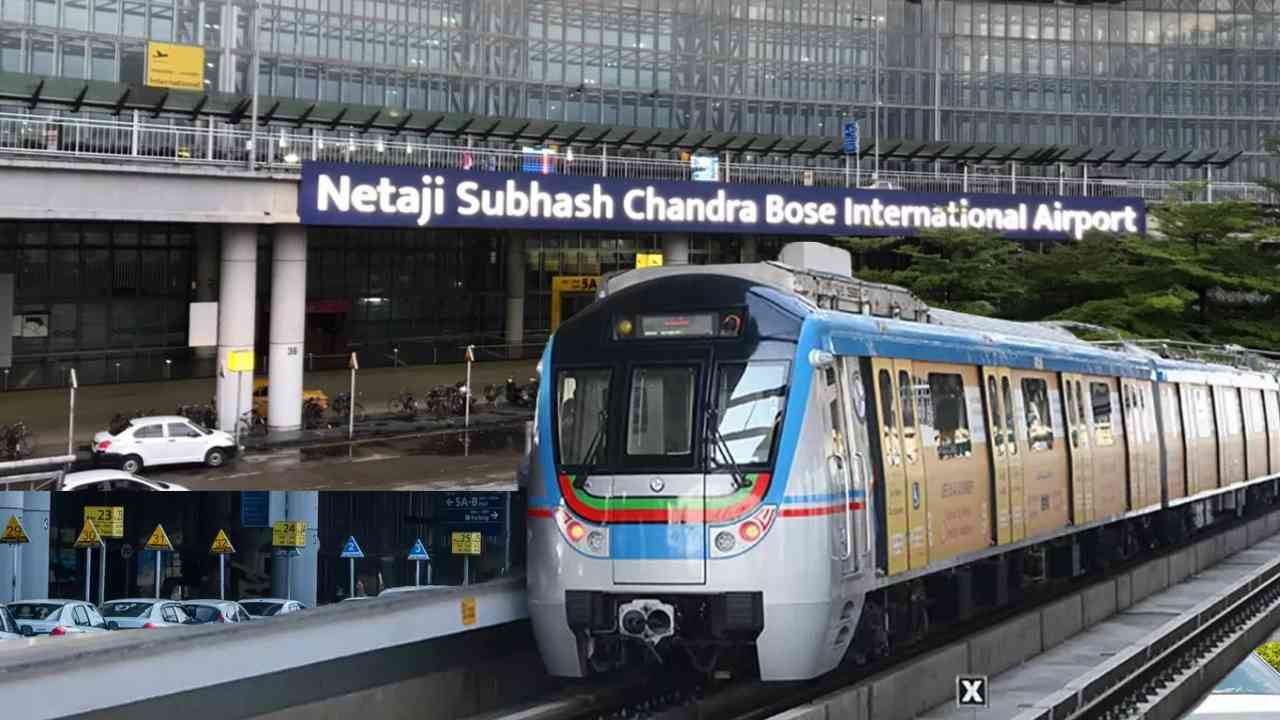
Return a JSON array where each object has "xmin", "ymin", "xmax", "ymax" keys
[
  {"xmin": 272, "ymin": 520, "xmax": 306, "ymax": 547},
  {"xmin": 210, "ymin": 529, "xmax": 235, "ymax": 555},
  {"xmin": 956, "ymin": 675, "xmax": 989, "ymax": 708},
  {"xmin": 340, "ymin": 536, "xmax": 364, "ymax": 559},
  {"xmin": 407, "ymin": 538, "xmax": 430, "ymax": 561},
  {"xmin": 442, "ymin": 493, "xmax": 505, "ymax": 526},
  {"xmin": 84, "ymin": 506, "xmax": 124, "ymax": 539},
  {"xmin": 2, "ymin": 515, "xmax": 30, "ymax": 544},
  {"xmin": 451, "ymin": 531, "xmax": 482, "ymax": 556},
  {"xmin": 74, "ymin": 519, "xmax": 104, "ymax": 549},
  {"xmin": 145, "ymin": 524, "xmax": 174, "ymax": 552},
  {"xmin": 842, "ymin": 119, "xmax": 860, "ymax": 155}
]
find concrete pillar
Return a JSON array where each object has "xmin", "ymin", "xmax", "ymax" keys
[
  {"xmin": 0, "ymin": 492, "xmax": 50, "ymax": 602},
  {"xmin": 268, "ymin": 226, "xmax": 307, "ymax": 432},
  {"xmin": 216, "ymin": 225, "xmax": 258, "ymax": 433},
  {"xmin": 504, "ymin": 235, "xmax": 526, "ymax": 360},
  {"xmin": 740, "ymin": 236, "xmax": 758, "ymax": 263},
  {"xmin": 193, "ymin": 226, "xmax": 220, "ymax": 363},
  {"xmin": 269, "ymin": 491, "xmax": 319, "ymax": 606},
  {"xmin": 662, "ymin": 234, "xmax": 690, "ymax": 265}
]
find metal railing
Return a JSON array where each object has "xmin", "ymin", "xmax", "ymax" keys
[{"xmin": 0, "ymin": 110, "xmax": 1273, "ymax": 203}]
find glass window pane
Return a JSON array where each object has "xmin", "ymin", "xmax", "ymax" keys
[
  {"xmin": 626, "ymin": 366, "xmax": 696, "ymax": 456},
  {"xmin": 928, "ymin": 373, "xmax": 972, "ymax": 460},
  {"xmin": 556, "ymin": 368, "xmax": 610, "ymax": 465},
  {"xmin": 714, "ymin": 362, "xmax": 788, "ymax": 465}
]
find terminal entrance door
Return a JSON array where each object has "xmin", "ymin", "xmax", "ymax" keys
[{"xmin": 550, "ymin": 276, "xmax": 602, "ymax": 331}]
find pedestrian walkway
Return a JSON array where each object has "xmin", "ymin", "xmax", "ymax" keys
[{"xmin": 0, "ymin": 359, "xmax": 537, "ymax": 457}]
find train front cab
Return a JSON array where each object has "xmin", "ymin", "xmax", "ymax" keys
[{"xmin": 526, "ymin": 274, "xmax": 870, "ymax": 681}]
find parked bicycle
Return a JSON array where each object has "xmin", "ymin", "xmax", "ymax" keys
[
  {"xmin": 331, "ymin": 392, "xmax": 367, "ymax": 423},
  {"xmin": 387, "ymin": 389, "xmax": 422, "ymax": 417},
  {"xmin": 0, "ymin": 422, "xmax": 35, "ymax": 461},
  {"xmin": 302, "ymin": 397, "xmax": 326, "ymax": 429},
  {"xmin": 176, "ymin": 400, "xmax": 217, "ymax": 429}
]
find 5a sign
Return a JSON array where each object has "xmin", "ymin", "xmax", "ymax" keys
[{"xmin": 956, "ymin": 674, "xmax": 989, "ymax": 708}]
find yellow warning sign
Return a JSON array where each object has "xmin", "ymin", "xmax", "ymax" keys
[
  {"xmin": 145, "ymin": 41, "xmax": 206, "ymax": 91},
  {"xmin": 460, "ymin": 597, "xmax": 477, "ymax": 626},
  {"xmin": 227, "ymin": 350, "xmax": 255, "ymax": 373},
  {"xmin": 84, "ymin": 506, "xmax": 124, "ymax": 539},
  {"xmin": 272, "ymin": 520, "xmax": 306, "ymax": 548},
  {"xmin": 145, "ymin": 524, "xmax": 175, "ymax": 552},
  {"xmin": 210, "ymin": 529, "xmax": 235, "ymax": 555},
  {"xmin": 74, "ymin": 519, "xmax": 104, "ymax": 549},
  {"xmin": 451, "ymin": 531, "xmax": 482, "ymax": 556},
  {"xmin": 1, "ymin": 515, "xmax": 29, "ymax": 544}
]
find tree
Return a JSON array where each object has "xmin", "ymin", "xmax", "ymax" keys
[{"xmin": 1150, "ymin": 199, "xmax": 1257, "ymax": 252}]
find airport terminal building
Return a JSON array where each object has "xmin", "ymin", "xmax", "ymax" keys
[{"xmin": 0, "ymin": 0, "xmax": 1274, "ymax": 426}]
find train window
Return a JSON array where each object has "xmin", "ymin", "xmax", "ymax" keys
[
  {"xmin": 898, "ymin": 371, "xmax": 916, "ymax": 427},
  {"xmin": 556, "ymin": 369, "xmax": 611, "ymax": 465},
  {"xmin": 1022, "ymin": 378, "xmax": 1054, "ymax": 451},
  {"xmin": 1074, "ymin": 382, "xmax": 1088, "ymax": 446},
  {"xmin": 1090, "ymin": 382, "xmax": 1116, "ymax": 446},
  {"xmin": 713, "ymin": 362, "xmax": 788, "ymax": 466},
  {"xmin": 927, "ymin": 373, "xmax": 972, "ymax": 460},
  {"xmin": 1001, "ymin": 377, "xmax": 1017, "ymax": 455},
  {"xmin": 987, "ymin": 376, "xmax": 1003, "ymax": 455},
  {"xmin": 878, "ymin": 369, "xmax": 897, "ymax": 429},
  {"xmin": 626, "ymin": 366, "xmax": 696, "ymax": 456}
]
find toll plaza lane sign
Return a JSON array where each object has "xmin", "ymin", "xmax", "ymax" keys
[
  {"xmin": 299, "ymin": 162, "xmax": 1147, "ymax": 241},
  {"xmin": 84, "ymin": 506, "xmax": 124, "ymax": 539}
]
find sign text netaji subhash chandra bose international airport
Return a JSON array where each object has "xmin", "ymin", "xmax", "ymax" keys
[{"xmin": 299, "ymin": 162, "xmax": 1145, "ymax": 240}]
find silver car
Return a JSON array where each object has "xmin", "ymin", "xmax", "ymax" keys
[
  {"xmin": 180, "ymin": 600, "xmax": 253, "ymax": 624},
  {"xmin": 0, "ymin": 604, "xmax": 22, "ymax": 641},
  {"xmin": 238, "ymin": 598, "xmax": 308, "ymax": 618},
  {"xmin": 9, "ymin": 599, "xmax": 112, "ymax": 637},
  {"xmin": 99, "ymin": 599, "xmax": 194, "ymax": 629}
]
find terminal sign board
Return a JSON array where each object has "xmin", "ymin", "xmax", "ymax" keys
[
  {"xmin": 442, "ymin": 493, "xmax": 505, "ymax": 527},
  {"xmin": 299, "ymin": 163, "xmax": 1146, "ymax": 241},
  {"xmin": 145, "ymin": 41, "xmax": 205, "ymax": 91}
]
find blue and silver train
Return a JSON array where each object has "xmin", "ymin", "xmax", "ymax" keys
[{"xmin": 525, "ymin": 242, "xmax": 1280, "ymax": 681}]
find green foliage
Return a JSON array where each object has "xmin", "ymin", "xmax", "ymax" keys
[
  {"xmin": 1258, "ymin": 642, "xmax": 1280, "ymax": 673},
  {"xmin": 833, "ymin": 199, "xmax": 1280, "ymax": 351}
]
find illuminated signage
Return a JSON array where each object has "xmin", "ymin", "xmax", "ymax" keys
[{"xmin": 299, "ymin": 163, "xmax": 1146, "ymax": 240}]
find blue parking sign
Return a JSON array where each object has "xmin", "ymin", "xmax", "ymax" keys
[{"xmin": 842, "ymin": 120, "xmax": 860, "ymax": 155}]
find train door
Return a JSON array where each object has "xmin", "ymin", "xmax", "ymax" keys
[
  {"xmin": 894, "ymin": 361, "xmax": 929, "ymax": 570},
  {"xmin": 870, "ymin": 358, "xmax": 909, "ymax": 576},
  {"xmin": 1000, "ymin": 371, "xmax": 1026, "ymax": 542},
  {"xmin": 818, "ymin": 361, "xmax": 854, "ymax": 570},
  {"xmin": 835, "ymin": 358, "xmax": 870, "ymax": 575},
  {"xmin": 1120, "ymin": 381, "xmax": 1143, "ymax": 509},
  {"xmin": 1265, "ymin": 390, "xmax": 1280, "ymax": 475},
  {"xmin": 1061, "ymin": 374, "xmax": 1094, "ymax": 524},
  {"xmin": 982, "ymin": 367, "xmax": 1012, "ymax": 545},
  {"xmin": 1180, "ymin": 385, "xmax": 1202, "ymax": 495}
]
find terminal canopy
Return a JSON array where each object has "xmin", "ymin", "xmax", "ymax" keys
[{"xmin": 0, "ymin": 70, "xmax": 1243, "ymax": 170}]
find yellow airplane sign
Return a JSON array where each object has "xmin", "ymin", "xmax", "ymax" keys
[
  {"xmin": 210, "ymin": 529, "xmax": 235, "ymax": 555},
  {"xmin": 74, "ymin": 519, "xmax": 104, "ymax": 549},
  {"xmin": 1, "ymin": 515, "xmax": 29, "ymax": 544},
  {"xmin": 145, "ymin": 524, "xmax": 175, "ymax": 552}
]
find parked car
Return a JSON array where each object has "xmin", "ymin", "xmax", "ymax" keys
[
  {"xmin": 239, "ymin": 598, "xmax": 308, "ymax": 618},
  {"xmin": 252, "ymin": 377, "xmax": 329, "ymax": 418},
  {"xmin": 93, "ymin": 416, "xmax": 236, "ymax": 474},
  {"xmin": 9, "ymin": 599, "xmax": 112, "ymax": 636},
  {"xmin": 0, "ymin": 604, "xmax": 22, "ymax": 641},
  {"xmin": 61, "ymin": 469, "xmax": 187, "ymax": 492},
  {"xmin": 180, "ymin": 600, "xmax": 253, "ymax": 624},
  {"xmin": 98, "ymin": 599, "xmax": 194, "ymax": 629},
  {"xmin": 1182, "ymin": 651, "xmax": 1280, "ymax": 719}
]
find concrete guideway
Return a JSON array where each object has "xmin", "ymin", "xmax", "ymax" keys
[
  {"xmin": 0, "ymin": 578, "xmax": 538, "ymax": 720},
  {"xmin": 766, "ymin": 510, "xmax": 1280, "ymax": 720}
]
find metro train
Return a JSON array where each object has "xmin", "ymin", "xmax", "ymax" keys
[{"xmin": 524, "ymin": 242, "xmax": 1280, "ymax": 681}]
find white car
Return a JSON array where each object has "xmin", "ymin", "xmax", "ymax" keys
[
  {"xmin": 93, "ymin": 416, "xmax": 236, "ymax": 474},
  {"xmin": 9, "ymin": 599, "xmax": 112, "ymax": 637},
  {"xmin": 98, "ymin": 599, "xmax": 194, "ymax": 629},
  {"xmin": 0, "ymin": 604, "xmax": 22, "ymax": 641},
  {"xmin": 1182, "ymin": 651, "xmax": 1280, "ymax": 719},
  {"xmin": 61, "ymin": 469, "xmax": 187, "ymax": 492},
  {"xmin": 239, "ymin": 598, "xmax": 308, "ymax": 618},
  {"xmin": 180, "ymin": 600, "xmax": 253, "ymax": 625}
]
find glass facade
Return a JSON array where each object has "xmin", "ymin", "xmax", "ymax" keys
[{"xmin": 1, "ymin": 0, "xmax": 1276, "ymax": 180}]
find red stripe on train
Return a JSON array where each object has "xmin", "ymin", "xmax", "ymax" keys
[{"xmin": 779, "ymin": 501, "xmax": 864, "ymax": 517}]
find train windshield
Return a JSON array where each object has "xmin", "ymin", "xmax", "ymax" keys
[
  {"xmin": 557, "ymin": 369, "xmax": 611, "ymax": 465},
  {"xmin": 626, "ymin": 367, "xmax": 697, "ymax": 456},
  {"xmin": 712, "ymin": 362, "xmax": 788, "ymax": 466}
]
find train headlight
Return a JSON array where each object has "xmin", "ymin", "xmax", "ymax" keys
[
  {"xmin": 616, "ymin": 318, "xmax": 634, "ymax": 337},
  {"xmin": 714, "ymin": 531, "xmax": 736, "ymax": 553},
  {"xmin": 738, "ymin": 521, "xmax": 762, "ymax": 542},
  {"xmin": 554, "ymin": 507, "xmax": 609, "ymax": 558},
  {"xmin": 710, "ymin": 505, "xmax": 777, "ymax": 558}
]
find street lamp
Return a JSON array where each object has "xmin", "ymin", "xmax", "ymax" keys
[{"xmin": 854, "ymin": 14, "xmax": 884, "ymax": 180}]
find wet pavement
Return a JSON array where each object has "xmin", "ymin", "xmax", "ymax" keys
[{"xmin": 146, "ymin": 422, "xmax": 528, "ymax": 491}]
